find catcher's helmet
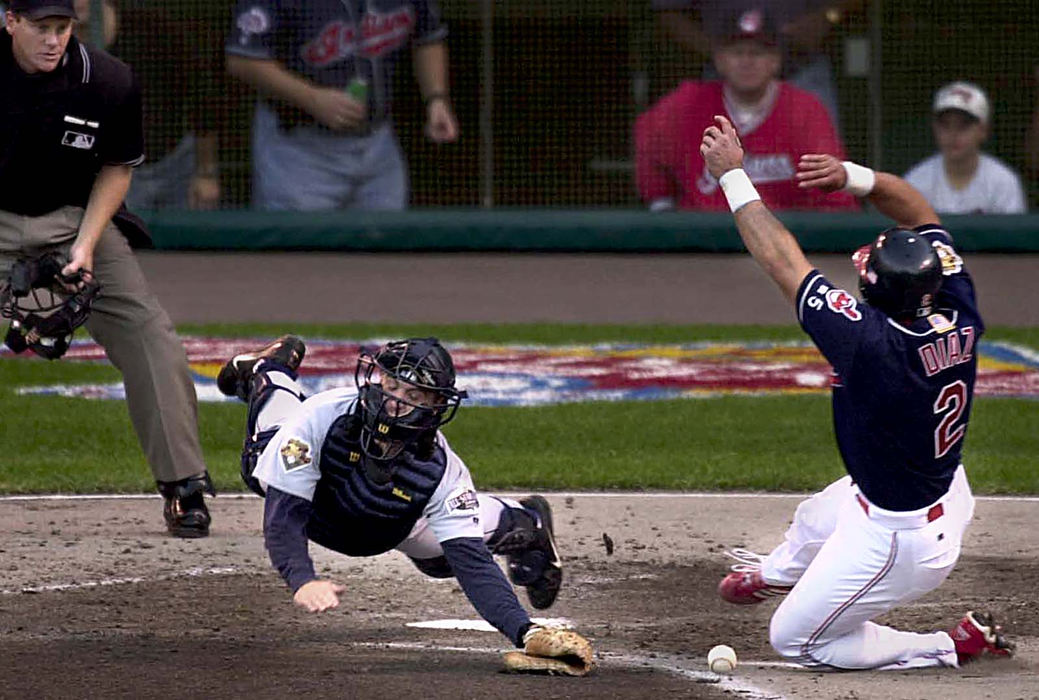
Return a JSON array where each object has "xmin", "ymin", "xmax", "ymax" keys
[
  {"xmin": 1, "ymin": 252, "xmax": 100, "ymax": 360},
  {"xmin": 354, "ymin": 337, "xmax": 468, "ymax": 460},
  {"xmin": 854, "ymin": 228, "xmax": 942, "ymax": 319}
]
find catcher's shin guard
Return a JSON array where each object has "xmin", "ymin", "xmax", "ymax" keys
[
  {"xmin": 217, "ymin": 335, "xmax": 306, "ymax": 401},
  {"xmin": 158, "ymin": 472, "xmax": 216, "ymax": 538},
  {"xmin": 238, "ymin": 371, "xmax": 307, "ymax": 496},
  {"xmin": 489, "ymin": 496, "xmax": 563, "ymax": 610}
]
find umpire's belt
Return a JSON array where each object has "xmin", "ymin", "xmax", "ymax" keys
[{"xmin": 855, "ymin": 493, "xmax": 944, "ymax": 529}]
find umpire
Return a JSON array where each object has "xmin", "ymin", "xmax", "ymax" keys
[{"xmin": 1, "ymin": 0, "xmax": 215, "ymax": 537}]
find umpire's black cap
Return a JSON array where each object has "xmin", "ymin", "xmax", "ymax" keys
[{"xmin": 8, "ymin": 0, "xmax": 77, "ymax": 20}]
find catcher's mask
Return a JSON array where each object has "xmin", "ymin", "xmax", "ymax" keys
[
  {"xmin": 354, "ymin": 337, "xmax": 467, "ymax": 460},
  {"xmin": 1, "ymin": 252, "xmax": 100, "ymax": 360},
  {"xmin": 853, "ymin": 228, "xmax": 942, "ymax": 320}
]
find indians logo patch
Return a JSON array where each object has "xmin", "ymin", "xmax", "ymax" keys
[
  {"xmin": 236, "ymin": 7, "xmax": 270, "ymax": 35},
  {"xmin": 280, "ymin": 438, "xmax": 312, "ymax": 471},
  {"xmin": 825, "ymin": 288, "xmax": 862, "ymax": 321}
]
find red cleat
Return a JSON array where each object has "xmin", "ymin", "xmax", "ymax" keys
[
  {"xmin": 949, "ymin": 611, "xmax": 1015, "ymax": 665},
  {"xmin": 717, "ymin": 549, "xmax": 792, "ymax": 605}
]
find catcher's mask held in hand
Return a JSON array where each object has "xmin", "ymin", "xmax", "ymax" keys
[
  {"xmin": 1, "ymin": 252, "xmax": 101, "ymax": 360},
  {"xmin": 353, "ymin": 337, "xmax": 467, "ymax": 460}
]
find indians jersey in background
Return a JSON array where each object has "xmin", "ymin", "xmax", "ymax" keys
[
  {"xmin": 227, "ymin": 0, "xmax": 446, "ymax": 129},
  {"xmin": 796, "ymin": 225, "xmax": 983, "ymax": 511},
  {"xmin": 635, "ymin": 81, "xmax": 858, "ymax": 211}
]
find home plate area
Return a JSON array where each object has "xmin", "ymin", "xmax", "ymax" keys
[{"xmin": 1, "ymin": 494, "xmax": 1036, "ymax": 699}]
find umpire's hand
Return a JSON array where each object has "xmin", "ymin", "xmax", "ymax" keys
[
  {"xmin": 294, "ymin": 579, "xmax": 346, "ymax": 612},
  {"xmin": 700, "ymin": 115, "xmax": 745, "ymax": 180}
]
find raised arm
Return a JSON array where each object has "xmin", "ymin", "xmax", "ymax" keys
[
  {"xmin": 797, "ymin": 153, "xmax": 940, "ymax": 229},
  {"xmin": 700, "ymin": 116, "xmax": 813, "ymax": 304}
]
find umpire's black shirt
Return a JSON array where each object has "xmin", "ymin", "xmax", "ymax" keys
[{"xmin": 0, "ymin": 33, "xmax": 144, "ymax": 217}]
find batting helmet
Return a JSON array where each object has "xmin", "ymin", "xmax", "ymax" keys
[
  {"xmin": 1, "ymin": 252, "xmax": 100, "ymax": 360},
  {"xmin": 854, "ymin": 228, "xmax": 942, "ymax": 319},
  {"xmin": 354, "ymin": 337, "xmax": 468, "ymax": 459}
]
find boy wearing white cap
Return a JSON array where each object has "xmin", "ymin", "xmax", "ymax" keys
[{"xmin": 904, "ymin": 81, "xmax": 1025, "ymax": 213}]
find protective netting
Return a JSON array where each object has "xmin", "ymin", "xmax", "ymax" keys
[{"xmin": 56, "ymin": 1, "xmax": 1039, "ymax": 209}]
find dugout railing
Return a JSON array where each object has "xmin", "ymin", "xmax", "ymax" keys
[{"xmin": 142, "ymin": 210, "xmax": 1039, "ymax": 253}]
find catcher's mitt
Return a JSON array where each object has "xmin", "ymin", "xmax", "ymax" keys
[{"xmin": 502, "ymin": 626, "xmax": 596, "ymax": 676}]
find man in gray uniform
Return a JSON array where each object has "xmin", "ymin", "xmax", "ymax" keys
[{"xmin": 1, "ymin": 0, "xmax": 214, "ymax": 537}]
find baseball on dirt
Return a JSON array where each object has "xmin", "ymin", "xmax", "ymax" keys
[{"xmin": 707, "ymin": 644, "xmax": 738, "ymax": 673}]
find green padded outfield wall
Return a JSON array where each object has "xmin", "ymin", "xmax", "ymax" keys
[{"xmin": 143, "ymin": 210, "xmax": 1039, "ymax": 253}]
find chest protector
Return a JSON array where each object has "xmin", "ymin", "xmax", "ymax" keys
[{"xmin": 305, "ymin": 411, "xmax": 447, "ymax": 557}]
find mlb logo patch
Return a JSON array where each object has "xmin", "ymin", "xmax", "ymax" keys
[{"xmin": 62, "ymin": 131, "xmax": 95, "ymax": 150}]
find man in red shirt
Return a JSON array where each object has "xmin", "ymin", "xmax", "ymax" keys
[{"xmin": 636, "ymin": 6, "xmax": 857, "ymax": 212}]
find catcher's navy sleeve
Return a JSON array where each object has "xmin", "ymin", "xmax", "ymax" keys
[
  {"xmin": 264, "ymin": 486, "xmax": 317, "ymax": 592},
  {"xmin": 441, "ymin": 537, "xmax": 532, "ymax": 647}
]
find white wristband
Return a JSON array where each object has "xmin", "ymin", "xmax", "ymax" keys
[
  {"xmin": 841, "ymin": 161, "xmax": 876, "ymax": 197},
  {"xmin": 718, "ymin": 169, "xmax": 761, "ymax": 212}
]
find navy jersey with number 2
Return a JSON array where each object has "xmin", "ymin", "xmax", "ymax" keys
[{"xmin": 796, "ymin": 225, "xmax": 983, "ymax": 511}]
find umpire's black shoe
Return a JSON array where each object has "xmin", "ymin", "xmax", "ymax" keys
[
  {"xmin": 517, "ymin": 495, "xmax": 563, "ymax": 610},
  {"xmin": 159, "ymin": 472, "xmax": 216, "ymax": 539},
  {"xmin": 217, "ymin": 335, "xmax": 306, "ymax": 401}
]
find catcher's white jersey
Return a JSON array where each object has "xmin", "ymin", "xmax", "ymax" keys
[{"xmin": 251, "ymin": 386, "xmax": 483, "ymax": 544}]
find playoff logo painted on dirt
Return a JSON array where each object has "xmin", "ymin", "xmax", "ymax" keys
[{"xmin": 6, "ymin": 337, "xmax": 1039, "ymax": 403}]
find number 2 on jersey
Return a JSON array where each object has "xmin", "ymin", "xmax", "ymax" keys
[{"xmin": 933, "ymin": 380, "xmax": 967, "ymax": 458}]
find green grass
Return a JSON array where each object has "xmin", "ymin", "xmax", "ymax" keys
[
  {"xmin": 177, "ymin": 321, "xmax": 1039, "ymax": 349},
  {"xmin": 1, "ymin": 323, "xmax": 1036, "ymax": 494}
]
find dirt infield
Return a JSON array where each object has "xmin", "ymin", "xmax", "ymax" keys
[{"xmin": 2, "ymin": 494, "xmax": 1037, "ymax": 700}]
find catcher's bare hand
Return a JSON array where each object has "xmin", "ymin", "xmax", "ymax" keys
[
  {"xmin": 293, "ymin": 579, "xmax": 345, "ymax": 612},
  {"xmin": 502, "ymin": 626, "xmax": 596, "ymax": 676},
  {"xmin": 796, "ymin": 153, "xmax": 847, "ymax": 192},
  {"xmin": 700, "ymin": 115, "xmax": 744, "ymax": 180}
]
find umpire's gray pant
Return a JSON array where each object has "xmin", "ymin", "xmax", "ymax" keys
[{"xmin": 0, "ymin": 206, "xmax": 207, "ymax": 484}]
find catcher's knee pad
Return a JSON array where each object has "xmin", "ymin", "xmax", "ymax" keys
[
  {"xmin": 507, "ymin": 549, "xmax": 550, "ymax": 586},
  {"xmin": 487, "ymin": 505, "xmax": 547, "ymax": 585},
  {"xmin": 245, "ymin": 372, "xmax": 304, "ymax": 436},
  {"xmin": 240, "ymin": 428, "xmax": 277, "ymax": 497},
  {"xmin": 409, "ymin": 555, "xmax": 454, "ymax": 579}
]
